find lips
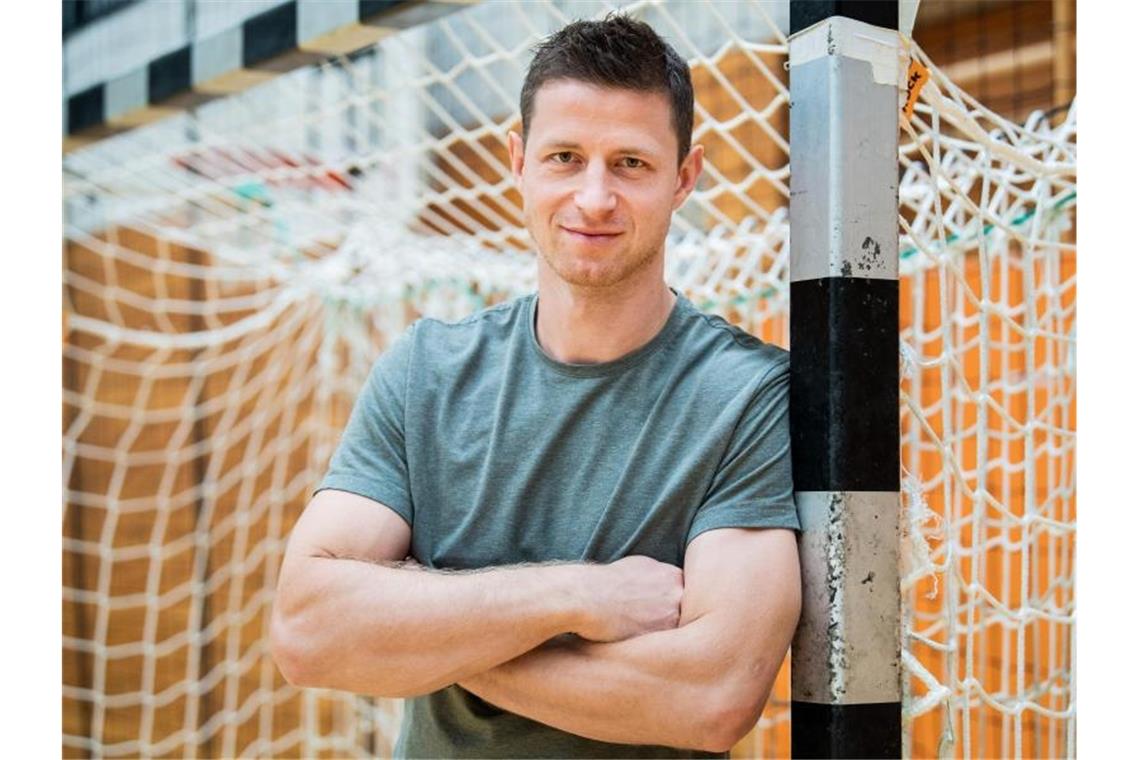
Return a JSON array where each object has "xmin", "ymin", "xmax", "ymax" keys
[{"xmin": 560, "ymin": 225, "xmax": 623, "ymax": 240}]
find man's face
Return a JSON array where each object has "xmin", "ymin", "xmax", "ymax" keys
[{"xmin": 509, "ymin": 79, "xmax": 703, "ymax": 290}]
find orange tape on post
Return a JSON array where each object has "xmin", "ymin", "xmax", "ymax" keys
[{"xmin": 903, "ymin": 58, "xmax": 930, "ymax": 119}]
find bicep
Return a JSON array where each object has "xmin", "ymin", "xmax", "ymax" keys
[
  {"xmin": 284, "ymin": 488, "xmax": 411, "ymax": 565},
  {"xmin": 680, "ymin": 527, "xmax": 801, "ymax": 668},
  {"xmin": 654, "ymin": 528, "xmax": 799, "ymax": 746},
  {"xmin": 271, "ymin": 489, "xmax": 411, "ymax": 682}
]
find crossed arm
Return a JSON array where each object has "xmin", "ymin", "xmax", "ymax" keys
[
  {"xmin": 270, "ymin": 489, "xmax": 801, "ymax": 753},
  {"xmin": 459, "ymin": 526, "xmax": 801, "ymax": 751}
]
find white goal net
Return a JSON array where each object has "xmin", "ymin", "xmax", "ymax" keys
[{"xmin": 62, "ymin": 0, "xmax": 1075, "ymax": 757}]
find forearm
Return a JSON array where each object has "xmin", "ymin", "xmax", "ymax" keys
[
  {"xmin": 272, "ymin": 556, "xmax": 588, "ymax": 698},
  {"xmin": 460, "ymin": 614, "xmax": 758, "ymax": 753}
]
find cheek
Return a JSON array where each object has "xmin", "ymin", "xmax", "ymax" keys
[
  {"xmin": 532, "ymin": 187, "xmax": 571, "ymax": 223},
  {"xmin": 629, "ymin": 186, "xmax": 677, "ymax": 229},
  {"xmin": 522, "ymin": 180, "xmax": 554, "ymax": 213},
  {"xmin": 520, "ymin": 187, "xmax": 561, "ymax": 241}
]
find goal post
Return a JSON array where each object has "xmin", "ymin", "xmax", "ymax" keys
[{"xmin": 787, "ymin": 1, "xmax": 902, "ymax": 757}]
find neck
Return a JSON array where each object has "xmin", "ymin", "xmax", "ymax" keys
[{"xmin": 534, "ymin": 265, "xmax": 677, "ymax": 365}]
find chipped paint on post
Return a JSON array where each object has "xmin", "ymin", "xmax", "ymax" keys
[{"xmin": 792, "ymin": 491, "xmax": 901, "ymax": 705}]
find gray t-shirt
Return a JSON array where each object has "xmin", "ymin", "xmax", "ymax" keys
[{"xmin": 318, "ymin": 288, "xmax": 798, "ymax": 758}]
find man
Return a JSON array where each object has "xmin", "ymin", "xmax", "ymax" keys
[{"xmin": 270, "ymin": 14, "xmax": 801, "ymax": 758}]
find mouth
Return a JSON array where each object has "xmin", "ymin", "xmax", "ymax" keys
[{"xmin": 560, "ymin": 226, "xmax": 623, "ymax": 243}]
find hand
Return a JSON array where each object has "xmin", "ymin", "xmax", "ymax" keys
[{"xmin": 574, "ymin": 556, "xmax": 683, "ymax": 643}]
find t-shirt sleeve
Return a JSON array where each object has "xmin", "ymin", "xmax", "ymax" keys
[
  {"xmin": 315, "ymin": 323, "xmax": 417, "ymax": 525},
  {"xmin": 686, "ymin": 358, "xmax": 800, "ymax": 546}
]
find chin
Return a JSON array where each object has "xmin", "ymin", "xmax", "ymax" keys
[
  {"xmin": 547, "ymin": 256, "xmax": 628, "ymax": 289},
  {"xmin": 542, "ymin": 246, "xmax": 657, "ymax": 290}
]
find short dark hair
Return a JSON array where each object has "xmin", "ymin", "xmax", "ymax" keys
[{"xmin": 520, "ymin": 14, "xmax": 694, "ymax": 166}]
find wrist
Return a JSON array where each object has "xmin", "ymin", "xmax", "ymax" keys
[{"xmin": 544, "ymin": 563, "xmax": 599, "ymax": 637}]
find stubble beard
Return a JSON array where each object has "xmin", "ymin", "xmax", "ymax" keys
[{"xmin": 538, "ymin": 236, "xmax": 662, "ymax": 291}]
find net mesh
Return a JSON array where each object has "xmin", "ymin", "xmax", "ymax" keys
[
  {"xmin": 62, "ymin": 0, "xmax": 1075, "ymax": 756},
  {"xmin": 897, "ymin": 43, "xmax": 1076, "ymax": 759}
]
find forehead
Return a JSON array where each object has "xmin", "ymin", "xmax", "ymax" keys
[{"xmin": 528, "ymin": 79, "xmax": 676, "ymax": 155}]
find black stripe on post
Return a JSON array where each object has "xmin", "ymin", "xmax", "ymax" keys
[
  {"xmin": 148, "ymin": 45, "xmax": 191, "ymax": 104},
  {"xmin": 68, "ymin": 84, "xmax": 105, "ymax": 134},
  {"xmin": 359, "ymin": 0, "xmax": 465, "ymax": 29},
  {"xmin": 790, "ymin": 278, "xmax": 900, "ymax": 493},
  {"xmin": 790, "ymin": 1, "xmax": 899, "ymax": 34},
  {"xmin": 359, "ymin": 0, "xmax": 408, "ymax": 21},
  {"xmin": 242, "ymin": 1, "xmax": 298, "ymax": 68},
  {"xmin": 792, "ymin": 702, "xmax": 902, "ymax": 759}
]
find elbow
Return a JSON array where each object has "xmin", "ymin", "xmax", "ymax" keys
[
  {"xmin": 694, "ymin": 680, "xmax": 774, "ymax": 753},
  {"xmin": 270, "ymin": 601, "xmax": 312, "ymax": 688},
  {"xmin": 697, "ymin": 700, "xmax": 766, "ymax": 754},
  {"xmin": 269, "ymin": 601, "xmax": 323, "ymax": 688},
  {"xmin": 269, "ymin": 600, "xmax": 422, "ymax": 699},
  {"xmin": 720, "ymin": 697, "xmax": 769, "ymax": 753}
]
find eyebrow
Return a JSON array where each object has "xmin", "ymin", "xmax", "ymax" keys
[{"xmin": 538, "ymin": 140, "xmax": 655, "ymax": 157}]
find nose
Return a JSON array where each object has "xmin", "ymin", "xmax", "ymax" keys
[{"xmin": 573, "ymin": 161, "xmax": 618, "ymax": 218}]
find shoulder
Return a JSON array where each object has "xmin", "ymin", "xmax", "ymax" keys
[
  {"xmin": 401, "ymin": 293, "xmax": 531, "ymax": 367},
  {"xmin": 414, "ymin": 294, "xmax": 529, "ymax": 338},
  {"xmin": 673, "ymin": 296, "xmax": 788, "ymax": 384}
]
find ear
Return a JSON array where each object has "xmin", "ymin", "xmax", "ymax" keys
[
  {"xmin": 672, "ymin": 144, "xmax": 704, "ymax": 211},
  {"xmin": 508, "ymin": 130, "xmax": 526, "ymax": 188}
]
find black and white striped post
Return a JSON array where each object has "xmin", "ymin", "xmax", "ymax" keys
[{"xmin": 788, "ymin": 1, "xmax": 901, "ymax": 757}]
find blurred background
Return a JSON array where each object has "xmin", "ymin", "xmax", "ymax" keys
[{"xmin": 62, "ymin": 1, "xmax": 1076, "ymax": 757}]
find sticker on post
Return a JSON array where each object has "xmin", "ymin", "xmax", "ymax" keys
[{"xmin": 902, "ymin": 58, "xmax": 930, "ymax": 119}]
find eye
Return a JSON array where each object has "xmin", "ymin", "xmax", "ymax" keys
[
  {"xmin": 550, "ymin": 151, "xmax": 575, "ymax": 164},
  {"xmin": 620, "ymin": 156, "xmax": 646, "ymax": 169}
]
